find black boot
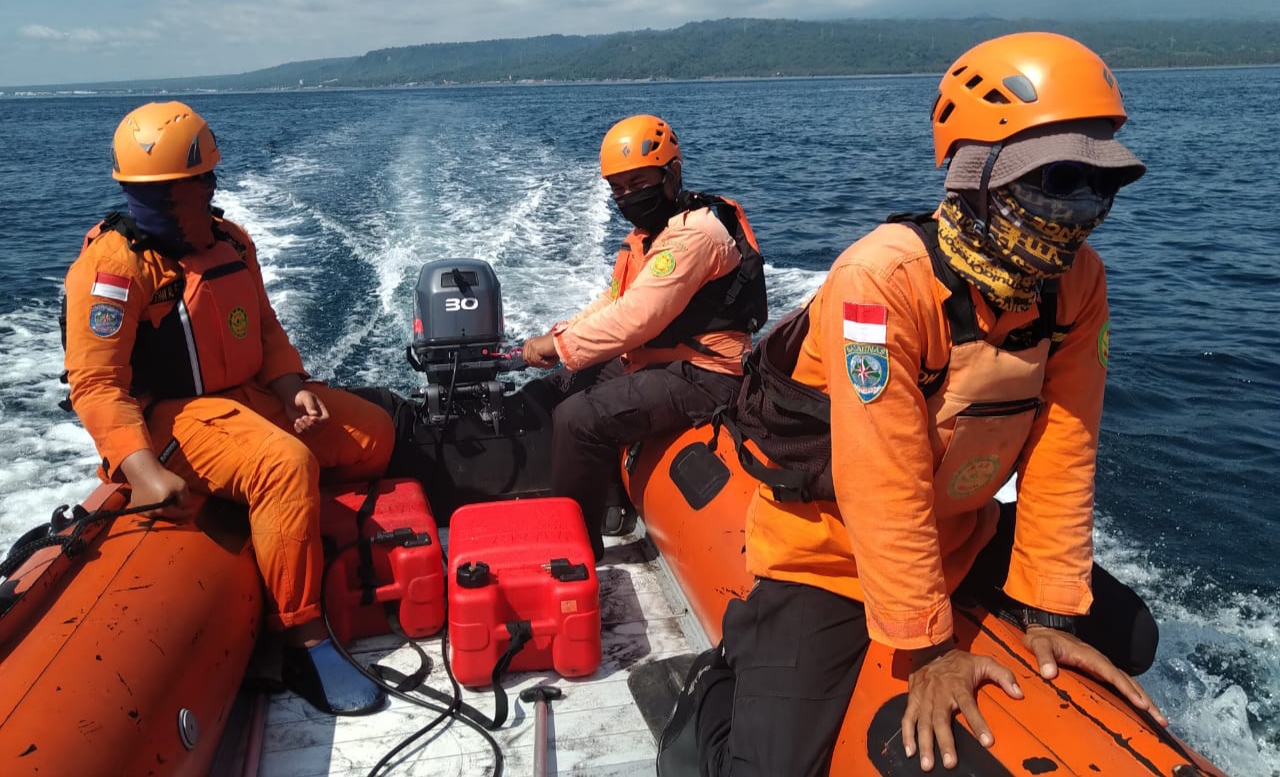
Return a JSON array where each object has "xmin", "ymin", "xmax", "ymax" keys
[
  {"xmin": 657, "ymin": 644, "xmax": 733, "ymax": 777},
  {"xmin": 600, "ymin": 481, "xmax": 637, "ymax": 537},
  {"xmin": 600, "ymin": 504, "xmax": 637, "ymax": 536}
]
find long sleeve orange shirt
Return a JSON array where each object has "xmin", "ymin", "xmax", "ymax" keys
[
  {"xmin": 552, "ymin": 207, "xmax": 748, "ymax": 375},
  {"xmin": 64, "ymin": 221, "xmax": 305, "ymax": 476},
  {"xmin": 745, "ymin": 220, "xmax": 1110, "ymax": 649}
]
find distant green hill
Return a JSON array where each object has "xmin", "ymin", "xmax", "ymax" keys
[{"xmin": 15, "ymin": 17, "xmax": 1280, "ymax": 92}]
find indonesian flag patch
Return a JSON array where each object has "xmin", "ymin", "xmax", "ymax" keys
[
  {"xmin": 91, "ymin": 272, "xmax": 131, "ymax": 303},
  {"xmin": 843, "ymin": 302, "xmax": 886, "ymax": 344}
]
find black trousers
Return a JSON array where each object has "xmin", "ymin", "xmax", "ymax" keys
[
  {"xmin": 540, "ymin": 359, "xmax": 741, "ymax": 560},
  {"xmin": 697, "ymin": 502, "xmax": 1159, "ymax": 777}
]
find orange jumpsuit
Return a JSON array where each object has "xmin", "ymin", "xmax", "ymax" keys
[
  {"xmin": 551, "ymin": 207, "xmax": 749, "ymax": 376},
  {"xmin": 64, "ymin": 219, "xmax": 394, "ymax": 629},
  {"xmin": 745, "ymin": 220, "xmax": 1110, "ymax": 649}
]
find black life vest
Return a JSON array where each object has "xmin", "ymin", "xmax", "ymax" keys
[
  {"xmin": 712, "ymin": 212, "xmax": 1065, "ymax": 503},
  {"xmin": 643, "ymin": 191, "xmax": 769, "ymax": 355}
]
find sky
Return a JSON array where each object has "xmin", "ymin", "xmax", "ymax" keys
[{"xmin": 3, "ymin": 0, "xmax": 1276, "ymax": 88}]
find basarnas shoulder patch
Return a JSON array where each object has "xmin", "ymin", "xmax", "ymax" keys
[
  {"xmin": 89, "ymin": 302, "xmax": 125, "ymax": 338},
  {"xmin": 846, "ymin": 343, "xmax": 889, "ymax": 403},
  {"xmin": 650, "ymin": 250, "xmax": 676, "ymax": 277}
]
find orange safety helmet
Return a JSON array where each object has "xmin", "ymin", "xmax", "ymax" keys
[
  {"xmin": 931, "ymin": 32, "xmax": 1128, "ymax": 167},
  {"xmin": 111, "ymin": 101, "xmax": 221, "ymax": 182},
  {"xmin": 599, "ymin": 115, "xmax": 681, "ymax": 178}
]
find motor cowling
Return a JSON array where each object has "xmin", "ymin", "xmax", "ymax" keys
[{"xmin": 410, "ymin": 259, "xmax": 506, "ymax": 386}]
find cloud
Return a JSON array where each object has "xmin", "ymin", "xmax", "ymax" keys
[
  {"xmin": 18, "ymin": 23, "xmax": 157, "ymax": 47},
  {"xmin": 19, "ymin": 25, "xmax": 69, "ymax": 40}
]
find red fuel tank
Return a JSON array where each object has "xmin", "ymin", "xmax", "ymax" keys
[
  {"xmin": 447, "ymin": 497, "xmax": 601, "ymax": 687},
  {"xmin": 319, "ymin": 478, "xmax": 445, "ymax": 643}
]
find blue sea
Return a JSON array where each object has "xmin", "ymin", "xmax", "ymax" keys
[{"xmin": 1, "ymin": 70, "xmax": 1277, "ymax": 774}]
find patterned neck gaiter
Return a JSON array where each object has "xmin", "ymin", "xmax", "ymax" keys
[{"xmin": 936, "ymin": 187, "xmax": 1110, "ymax": 313}]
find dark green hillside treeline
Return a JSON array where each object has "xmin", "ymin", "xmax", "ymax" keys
[{"xmin": 23, "ymin": 18, "xmax": 1280, "ymax": 92}]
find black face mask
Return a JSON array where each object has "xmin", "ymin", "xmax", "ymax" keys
[
  {"xmin": 614, "ymin": 182, "xmax": 680, "ymax": 234},
  {"xmin": 121, "ymin": 172, "xmax": 217, "ymax": 257}
]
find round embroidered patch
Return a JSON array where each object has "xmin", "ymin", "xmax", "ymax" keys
[
  {"xmin": 229, "ymin": 306, "xmax": 249, "ymax": 339},
  {"xmin": 1098, "ymin": 320, "xmax": 1110, "ymax": 369},
  {"xmin": 845, "ymin": 343, "xmax": 889, "ymax": 403},
  {"xmin": 89, "ymin": 303, "xmax": 124, "ymax": 338},
  {"xmin": 650, "ymin": 250, "xmax": 676, "ymax": 277},
  {"xmin": 948, "ymin": 455, "xmax": 1001, "ymax": 499}
]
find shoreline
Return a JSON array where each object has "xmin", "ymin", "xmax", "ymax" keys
[{"xmin": 4, "ymin": 61, "xmax": 1279, "ymax": 99}]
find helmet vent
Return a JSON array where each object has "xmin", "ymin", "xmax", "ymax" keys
[
  {"xmin": 936, "ymin": 101, "xmax": 955, "ymax": 125},
  {"xmin": 982, "ymin": 89, "xmax": 1011, "ymax": 105},
  {"xmin": 951, "ymin": 65, "xmax": 968, "ymax": 77},
  {"xmin": 1001, "ymin": 75, "xmax": 1038, "ymax": 103},
  {"xmin": 641, "ymin": 129, "xmax": 667, "ymax": 158},
  {"xmin": 186, "ymin": 136, "xmax": 203, "ymax": 169},
  {"xmin": 964, "ymin": 74, "xmax": 984, "ymax": 90}
]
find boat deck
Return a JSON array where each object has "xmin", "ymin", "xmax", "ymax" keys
[{"xmin": 258, "ymin": 522, "xmax": 706, "ymax": 777}]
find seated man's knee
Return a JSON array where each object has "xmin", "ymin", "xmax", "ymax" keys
[
  {"xmin": 1126, "ymin": 603, "xmax": 1160, "ymax": 676},
  {"xmin": 552, "ymin": 393, "xmax": 603, "ymax": 440},
  {"xmin": 266, "ymin": 434, "xmax": 321, "ymax": 488},
  {"xmin": 360, "ymin": 399, "xmax": 397, "ymax": 471}
]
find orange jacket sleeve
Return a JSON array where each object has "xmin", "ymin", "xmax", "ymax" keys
[
  {"xmin": 552, "ymin": 210, "xmax": 739, "ymax": 371},
  {"xmin": 1005, "ymin": 244, "xmax": 1109, "ymax": 615},
  {"xmin": 63, "ymin": 232, "xmax": 156, "ymax": 476},
  {"xmin": 819, "ymin": 230, "xmax": 954, "ymax": 649},
  {"xmin": 221, "ymin": 222, "xmax": 306, "ymax": 385}
]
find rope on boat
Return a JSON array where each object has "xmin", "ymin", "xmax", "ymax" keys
[{"xmin": 0, "ymin": 498, "xmax": 175, "ymax": 581}]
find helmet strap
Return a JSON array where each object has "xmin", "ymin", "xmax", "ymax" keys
[{"xmin": 974, "ymin": 141, "xmax": 1004, "ymax": 242}]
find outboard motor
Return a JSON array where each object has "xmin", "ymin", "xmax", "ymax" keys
[
  {"xmin": 347, "ymin": 257, "xmax": 553, "ymax": 520},
  {"xmin": 407, "ymin": 259, "xmax": 524, "ymax": 432}
]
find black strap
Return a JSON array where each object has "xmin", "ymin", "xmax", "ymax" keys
[
  {"xmin": 710, "ymin": 410, "xmax": 813, "ymax": 503},
  {"xmin": 689, "ymin": 194, "xmax": 761, "ymax": 327},
  {"xmin": 1041, "ymin": 278, "xmax": 1062, "ymax": 354},
  {"xmin": 889, "ymin": 212, "xmax": 1070, "ymax": 400},
  {"xmin": 354, "ymin": 480, "xmax": 381, "ymax": 606},
  {"xmin": 373, "ymin": 617, "xmax": 434, "ymax": 693},
  {"xmin": 487, "ymin": 620, "xmax": 534, "ymax": 729},
  {"xmin": 644, "ymin": 190, "xmax": 768, "ymax": 351}
]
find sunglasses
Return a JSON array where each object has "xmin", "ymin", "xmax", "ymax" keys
[{"xmin": 1029, "ymin": 161, "xmax": 1125, "ymax": 198}]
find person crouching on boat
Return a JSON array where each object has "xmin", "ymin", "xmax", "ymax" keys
[
  {"xmin": 62, "ymin": 101, "xmax": 395, "ymax": 716},
  {"xmin": 657, "ymin": 33, "xmax": 1168, "ymax": 775},
  {"xmin": 521, "ymin": 114, "xmax": 768, "ymax": 561}
]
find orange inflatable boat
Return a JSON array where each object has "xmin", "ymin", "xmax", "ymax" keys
[
  {"xmin": 0, "ymin": 483, "xmax": 261, "ymax": 777},
  {"xmin": 625, "ymin": 424, "xmax": 1228, "ymax": 777}
]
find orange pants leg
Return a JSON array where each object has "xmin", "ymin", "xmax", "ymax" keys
[
  {"xmin": 146, "ymin": 384, "xmax": 394, "ymax": 630},
  {"xmin": 239, "ymin": 381, "xmax": 395, "ymax": 483}
]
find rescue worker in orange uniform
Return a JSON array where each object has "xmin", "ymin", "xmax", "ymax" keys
[
  {"xmin": 522, "ymin": 114, "xmax": 767, "ymax": 560},
  {"xmin": 63, "ymin": 101, "xmax": 394, "ymax": 715},
  {"xmin": 657, "ymin": 33, "xmax": 1168, "ymax": 776}
]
